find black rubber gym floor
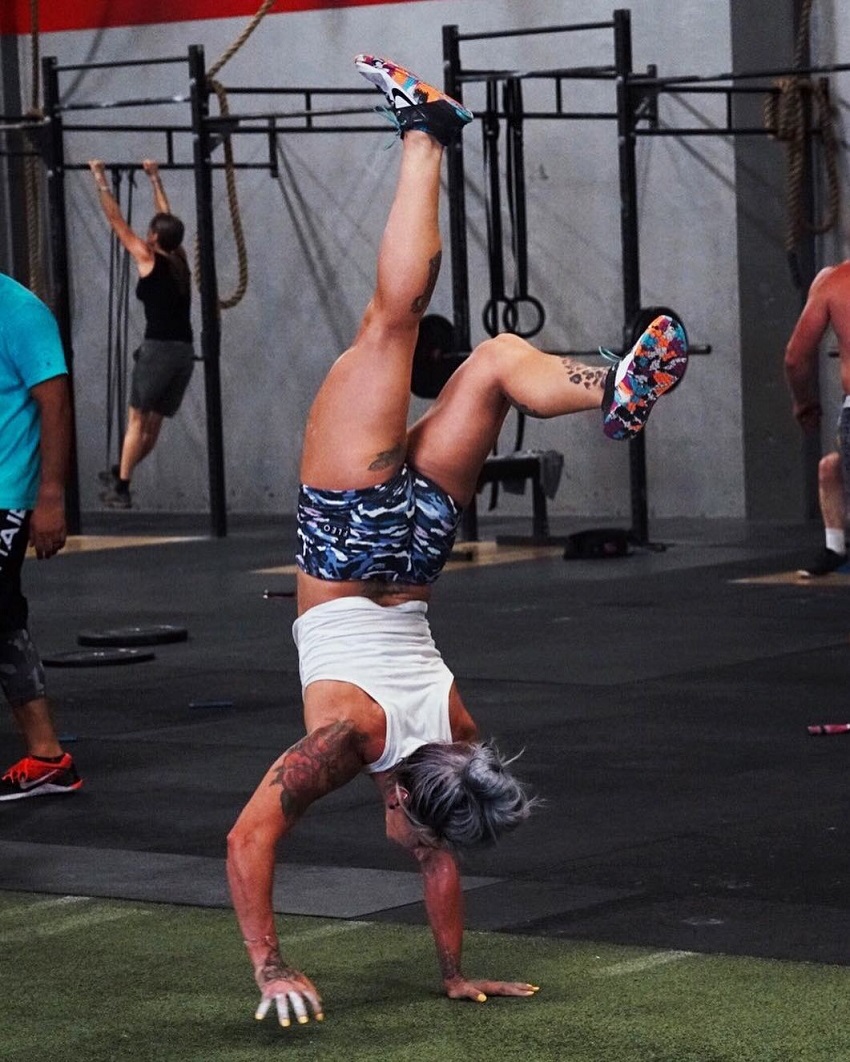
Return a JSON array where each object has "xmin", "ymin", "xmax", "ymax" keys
[{"xmin": 2, "ymin": 512, "xmax": 849, "ymax": 966}]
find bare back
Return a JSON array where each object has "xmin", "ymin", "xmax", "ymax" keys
[{"xmin": 787, "ymin": 262, "xmax": 850, "ymax": 395}]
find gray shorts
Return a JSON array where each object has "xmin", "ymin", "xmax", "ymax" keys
[{"xmin": 130, "ymin": 339, "xmax": 195, "ymax": 417}]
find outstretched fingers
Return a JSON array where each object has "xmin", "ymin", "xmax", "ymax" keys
[
  {"xmin": 445, "ymin": 979, "xmax": 540, "ymax": 1003},
  {"xmin": 255, "ymin": 981, "xmax": 324, "ymax": 1027}
]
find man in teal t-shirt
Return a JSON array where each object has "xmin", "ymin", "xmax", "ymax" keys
[{"xmin": 0, "ymin": 273, "xmax": 83, "ymax": 800}]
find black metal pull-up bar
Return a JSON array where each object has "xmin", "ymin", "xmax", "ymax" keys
[
  {"xmin": 443, "ymin": 9, "xmax": 663, "ymax": 544},
  {"xmin": 37, "ymin": 47, "xmax": 228, "ymax": 537}
]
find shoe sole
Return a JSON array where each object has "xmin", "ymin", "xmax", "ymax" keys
[
  {"xmin": 99, "ymin": 491, "xmax": 132, "ymax": 509},
  {"xmin": 603, "ymin": 315, "xmax": 688, "ymax": 440},
  {"xmin": 0, "ymin": 780, "xmax": 83, "ymax": 801},
  {"xmin": 354, "ymin": 54, "xmax": 472, "ymax": 119}
]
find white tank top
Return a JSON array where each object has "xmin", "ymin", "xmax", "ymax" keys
[{"xmin": 292, "ymin": 597, "xmax": 454, "ymax": 773}]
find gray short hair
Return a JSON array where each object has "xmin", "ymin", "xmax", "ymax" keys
[{"xmin": 394, "ymin": 741, "xmax": 538, "ymax": 849}]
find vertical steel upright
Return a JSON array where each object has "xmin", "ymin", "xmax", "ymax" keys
[
  {"xmin": 613, "ymin": 8, "xmax": 649, "ymax": 545},
  {"xmin": 442, "ymin": 24, "xmax": 472, "ymax": 352},
  {"xmin": 188, "ymin": 45, "xmax": 227, "ymax": 538},
  {"xmin": 42, "ymin": 56, "xmax": 81, "ymax": 534}
]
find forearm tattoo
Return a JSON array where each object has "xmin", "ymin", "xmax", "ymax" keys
[
  {"xmin": 269, "ymin": 722, "xmax": 362, "ymax": 821},
  {"xmin": 559, "ymin": 358, "xmax": 608, "ymax": 390},
  {"xmin": 368, "ymin": 442, "xmax": 405, "ymax": 472},
  {"xmin": 257, "ymin": 943, "xmax": 299, "ymax": 986},
  {"xmin": 438, "ymin": 946, "xmax": 461, "ymax": 982},
  {"xmin": 411, "ymin": 251, "xmax": 442, "ymax": 316}
]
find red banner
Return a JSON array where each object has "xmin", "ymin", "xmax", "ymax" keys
[{"xmin": 2, "ymin": 0, "xmax": 423, "ymax": 35}]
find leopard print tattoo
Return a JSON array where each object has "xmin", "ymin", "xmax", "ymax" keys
[{"xmin": 559, "ymin": 358, "xmax": 608, "ymax": 390}]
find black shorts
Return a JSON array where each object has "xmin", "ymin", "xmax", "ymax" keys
[
  {"xmin": 130, "ymin": 339, "xmax": 195, "ymax": 417},
  {"xmin": 0, "ymin": 510, "xmax": 30, "ymax": 634}
]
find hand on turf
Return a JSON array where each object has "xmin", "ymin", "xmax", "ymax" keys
[
  {"xmin": 255, "ymin": 971, "xmax": 324, "ymax": 1028},
  {"xmin": 444, "ymin": 978, "xmax": 540, "ymax": 1003}
]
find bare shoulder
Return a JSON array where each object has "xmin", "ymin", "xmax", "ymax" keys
[
  {"xmin": 303, "ymin": 679, "xmax": 387, "ymax": 764},
  {"xmin": 812, "ymin": 262, "xmax": 850, "ymax": 296}
]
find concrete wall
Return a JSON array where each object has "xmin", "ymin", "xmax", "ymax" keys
[{"xmin": 2, "ymin": 0, "xmax": 846, "ymax": 523}]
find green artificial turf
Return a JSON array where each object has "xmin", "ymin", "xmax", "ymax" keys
[{"xmin": 1, "ymin": 890, "xmax": 849, "ymax": 1062}]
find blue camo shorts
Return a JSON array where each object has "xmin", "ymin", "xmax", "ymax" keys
[{"xmin": 296, "ymin": 464, "xmax": 462, "ymax": 585}]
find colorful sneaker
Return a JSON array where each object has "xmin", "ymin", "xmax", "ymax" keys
[
  {"xmin": 100, "ymin": 486, "xmax": 132, "ymax": 509},
  {"xmin": 602, "ymin": 315, "xmax": 688, "ymax": 440},
  {"xmin": 354, "ymin": 54, "xmax": 473, "ymax": 145},
  {"xmin": 0, "ymin": 753, "xmax": 83, "ymax": 801},
  {"xmin": 797, "ymin": 547, "xmax": 848, "ymax": 578}
]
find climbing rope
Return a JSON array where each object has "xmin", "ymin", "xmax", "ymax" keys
[
  {"xmin": 194, "ymin": 0, "xmax": 276, "ymax": 310},
  {"xmin": 763, "ymin": 0, "xmax": 841, "ymax": 282},
  {"xmin": 104, "ymin": 169, "xmax": 135, "ymax": 471}
]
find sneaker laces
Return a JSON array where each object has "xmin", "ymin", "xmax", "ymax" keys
[
  {"xmin": 374, "ymin": 105, "xmax": 404, "ymax": 147},
  {"xmin": 598, "ymin": 346, "xmax": 621, "ymax": 365},
  {"xmin": 3, "ymin": 758, "xmax": 33, "ymax": 783}
]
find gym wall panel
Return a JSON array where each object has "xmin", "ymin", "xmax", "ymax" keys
[
  {"xmin": 2, "ymin": 0, "xmax": 440, "ymax": 35},
  {"xmin": 5, "ymin": 1, "xmax": 766, "ymax": 520}
]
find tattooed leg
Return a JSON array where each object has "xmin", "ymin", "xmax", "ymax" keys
[
  {"xmin": 407, "ymin": 333, "xmax": 613, "ymax": 504},
  {"xmin": 299, "ymin": 131, "xmax": 446, "ymax": 489}
]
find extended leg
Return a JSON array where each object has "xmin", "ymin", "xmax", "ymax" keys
[
  {"xmin": 102, "ymin": 406, "xmax": 163, "ymax": 508},
  {"xmin": 120, "ymin": 406, "xmax": 164, "ymax": 479},
  {"xmin": 819, "ymin": 450, "xmax": 844, "ymax": 543},
  {"xmin": 300, "ymin": 57, "xmax": 472, "ymax": 492},
  {"xmin": 300, "ymin": 133, "xmax": 444, "ymax": 490},
  {"xmin": 797, "ymin": 449, "xmax": 846, "ymax": 576}
]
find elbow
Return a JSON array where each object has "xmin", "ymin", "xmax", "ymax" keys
[
  {"xmin": 226, "ymin": 819, "xmax": 262, "ymax": 876},
  {"xmin": 783, "ymin": 345, "xmax": 798, "ymax": 373},
  {"xmin": 226, "ymin": 814, "xmax": 283, "ymax": 873}
]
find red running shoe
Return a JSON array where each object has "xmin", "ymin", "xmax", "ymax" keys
[{"xmin": 0, "ymin": 753, "xmax": 83, "ymax": 801}]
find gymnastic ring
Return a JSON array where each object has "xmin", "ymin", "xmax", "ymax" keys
[
  {"xmin": 502, "ymin": 295, "xmax": 546, "ymax": 339},
  {"xmin": 482, "ymin": 297, "xmax": 515, "ymax": 339}
]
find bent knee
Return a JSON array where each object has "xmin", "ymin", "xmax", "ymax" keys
[
  {"xmin": 820, "ymin": 451, "xmax": 842, "ymax": 484},
  {"xmin": 468, "ymin": 332, "xmax": 532, "ymax": 364}
]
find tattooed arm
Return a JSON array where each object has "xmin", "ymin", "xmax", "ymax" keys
[
  {"xmin": 410, "ymin": 843, "xmax": 540, "ymax": 1003},
  {"xmin": 226, "ymin": 721, "xmax": 366, "ymax": 1025}
]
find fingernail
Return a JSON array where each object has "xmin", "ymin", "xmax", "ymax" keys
[
  {"xmin": 298, "ymin": 1016, "xmax": 309, "ymax": 1025},
  {"xmin": 316, "ymin": 1013, "xmax": 325, "ymax": 1022},
  {"xmin": 280, "ymin": 1019, "xmax": 291, "ymax": 1028},
  {"xmin": 476, "ymin": 993, "xmax": 487, "ymax": 1003}
]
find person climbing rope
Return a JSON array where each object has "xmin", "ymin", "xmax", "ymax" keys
[{"xmin": 89, "ymin": 159, "xmax": 195, "ymax": 509}]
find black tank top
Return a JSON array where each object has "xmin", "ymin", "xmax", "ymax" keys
[{"xmin": 136, "ymin": 252, "xmax": 193, "ymax": 343}]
